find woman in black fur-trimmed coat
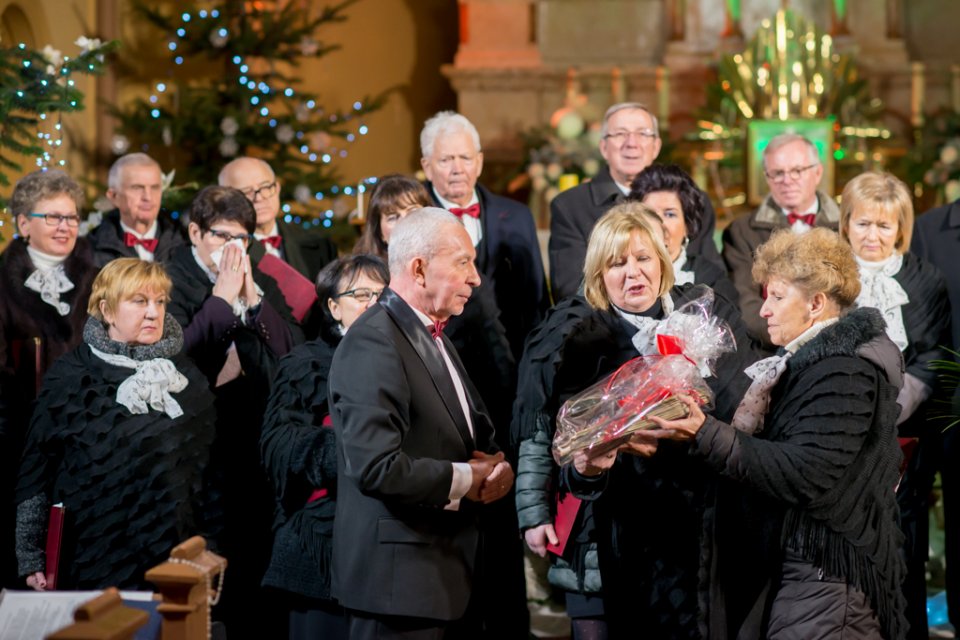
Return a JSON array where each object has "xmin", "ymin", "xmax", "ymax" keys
[
  {"xmin": 572, "ymin": 229, "xmax": 908, "ymax": 639},
  {"xmin": 260, "ymin": 254, "xmax": 388, "ymax": 640},
  {"xmin": 14, "ymin": 259, "xmax": 219, "ymax": 591},
  {"xmin": 0, "ymin": 170, "xmax": 98, "ymax": 588}
]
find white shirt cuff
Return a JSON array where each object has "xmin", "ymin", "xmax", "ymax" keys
[{"xmin": 445, "ymin": 462, "xmax": 473, "ymax": 511}]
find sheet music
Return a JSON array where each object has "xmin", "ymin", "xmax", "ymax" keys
[{"xmin": 0, "ymin": 589, "xmax": 154, "ymax": 639}]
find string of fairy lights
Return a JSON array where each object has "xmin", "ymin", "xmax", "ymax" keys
[{"xmin": 138, "ymin": 7, "xmax": 377, "ymax": 227}]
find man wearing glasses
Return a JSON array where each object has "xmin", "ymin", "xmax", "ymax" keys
[
  {"xmin": 89, "ymin": 153, "xmax": 186, "ymax": 266},
  {"xmin": 548, "ymin": 102, "xmax": 721, "ymax": 301},
  {"xmin": 722, "ymin": 133, "xmax": 840, "ymax": 350},
  {"xmin": 218, "ymin": 156, "xmax": 337, "ymax": 282}
]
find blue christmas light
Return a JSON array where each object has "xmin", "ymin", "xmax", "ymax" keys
[
  {"xmin": 323, "ymin": 219, "xmax": 332, "ymax": 228},
  {"xmin": 151, "ymin": 109, "xmax": 161, "ymax": 118},
  {"xmin": 177, "ymin": 28, "xmax": 186, "ymax": 37},
  {"xmin": 168, "ymin": 42, "xmax": 177, "ymax": 51},
  {"xmin": 322, "ymin": 154, "xmax": 331, "ymax": 163},
  {"xmin": 331, "ymin": 186, "xmax": 339, "ymax": 194},
  {"xmin": 299, "ymin": 144, "xmax": 308, "ymax": 154},
  {"xmin": 199, "ymin": 10, "xmax": 208, "ymax": 18},
  {"xmin": 250, "ymin": 96, "xmax": 260, "ymax": 105},
  {"xmin": 150, "ymin": 95, "xmax": 159, "ymax": 104},
  {"xmin": 306, "ymin": 100, "xmax": 316, "ymax": 108},
  {"xmin": 284, "ymin": 88, "xmax": 294, "ymax": 97},
  {"xmin": 359, "ymin": 125, "xmax": 369, "ymax": 135},
  {"xmin": 247, "ymin": 81, "xmax": 256, "ymax": 90},
  {"xmin": 344, "ymin": 186, "xmax": 353, "ymax": 195},
  {"xmin": 308, "ymin": 153, "xmax": 317, "ymax": 162},
  {"xmin": 182, "ymin": 12, "xmax": 191, "ymax": 22},
  {"xmin": 283, "ymin": 214, "xmax": 292, "ymax": 223},
  {"xmin": 269, "ymin": 119, "xmax": 277, "ymax": 127},
  {"xmin": 260, "ymin": 107, "xmax": 269, "ymax": 116},
  {"xmin": 157, "ymin": 83, "xmax": 166, "ymax": 92},
  {"xmin": 282, "ymin": 204, "xmax": 291, "ymax": 213},
  {"xmin": 18, "ymin": 43, "xmax": 25, "ymax": 49},
  {"xmin": 339, "ymin": 150, "xmax": 348, "ymax": 158},
  {"xmin": 353, "ymin": 101, "xmax": 362, "ymax": 110},
  {"xmin": 314, "ymin": 192, "xmax": 324, "ymax": 200},
  {"xmin": 239, "ymin": 64, "xmax": 249, "ymax": 73},
  {"xmin": 217, "ymin": 28, "xmax": 228, "ymax": 38},
  {"xmin": 346, "ymin": 133, "xmax": 355, "ymax": 142},
  {"xmin": 22, "ymin": 60, "xmax": 30, "ymax": 67},
  {"xmin": 175, "ymin": 56, "xmax": 184, "ymax": 65},
  {"xmin": 238, "ymin": 76, "xmax": 247, "ymax": 84},
  {"xmin": 212, "ymin": 9, "xmax": 220, "ymax": 18},
  {"xmin": 233, "ymin": 55, "xmax": 242, "ymax": 64}
]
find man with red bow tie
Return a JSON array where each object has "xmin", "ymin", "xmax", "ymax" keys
[
  {"xmin": 218, "ymin": 156, "xmax": 337, "ymax": 283},
  {"xmin": 722, "ymin": 133, "xmax": 840, "ymax": 349},
  {"xmin": 420, "ymin": 111, "xmax": 548, "ymax": 361},
  {"xmin": 89, "ymin": 153, "xmax": 186, "ymax": 266}
]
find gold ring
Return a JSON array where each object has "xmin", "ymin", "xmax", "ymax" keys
[{"xmin": 232, "ymin": 266, "xmax": 239, "ymax": 272}]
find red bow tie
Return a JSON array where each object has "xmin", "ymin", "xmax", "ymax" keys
[
  {"xmin": 429, "ymin": 320, "xmax": 447, "ymax": 340},
  {"xmin": 260, "ymin": 235, "xmax": 283, "ymax": 249},
  {"xmin": 449, "ymin": 204, "xmax": 480, "ymax": 219},
  {"xmin": 124, "ymin": 232, "xmax": 159, "ymax": 253},
  {"xmin": 786, "ymin": 211, "xmax": 816, "ymax": 227}
]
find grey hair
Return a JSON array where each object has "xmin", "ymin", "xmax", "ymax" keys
[
  {"xmin": 11, "ymin": 169, "xmax": 85, "ymax": 219},
  {"xmin": 217, "ymin": 156, "xmax": 275, "ymax": 186},
  {"xmin": 107, "ymin": 153, "xmax": 161, "ymax": 191},
  {"xmin": 420, "ymin": 111, "xmax": 481, "ymax": 159},
  {"xmin": 388, "ymin": 207, "xmax": 463, "ymax": 276},
  {"xmin": 762, "ymin": 133, "xmax": 820, "ymax": 169},
  {"xmin": 600, "ymin": 102, "xmax": 660, "ymax": 138}
]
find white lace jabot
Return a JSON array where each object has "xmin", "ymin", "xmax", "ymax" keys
[
  {"xmin": 24, "ymin": 246, "xmax": 73, "ymax": 316},
  {"xmin": 855, "ymin": 253, "xmax": 908, "ymax": 352}
]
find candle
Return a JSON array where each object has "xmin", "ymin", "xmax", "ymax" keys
[
  {"xmin": 657, "ymin": 66, "xmax": 670, "ymax": 132},
  {"xmin": 357, "ymin": 181, "xmax": 364, "ymax": 220},
  {"xmin": 911, "ymin": 62, "xmax": 925, "ymax": 128}
]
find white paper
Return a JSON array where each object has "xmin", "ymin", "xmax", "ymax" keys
[{"xmin": 0, "ymin": 589, "xmax": 153, "ymax": 639}]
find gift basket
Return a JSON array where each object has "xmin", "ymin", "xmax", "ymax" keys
[{"xmin": 552, "ymin": 290, "xmax": 736, "ymax": 466}]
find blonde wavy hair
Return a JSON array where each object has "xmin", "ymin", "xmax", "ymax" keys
[
  {"xmin": 88, "ymin": 258, "xmax": 172, "ymax": 321},
  {"xmin": 839, "ymin": 171, "xmax": 914, "ymax": 252}
]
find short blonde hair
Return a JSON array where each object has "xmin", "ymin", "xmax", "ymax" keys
[
  {"xmin": 752, "ymin": 228, "xmax": 860, "ymax": 309},
  {"xmin": 839, "ymin": 171, "xmax": 913, "ymax": 252},
  {"xmin": 582, "ymin": 202, "xmax": 674, "ymax": 311},
  {"xmin": 88, "ymin": 258, "xmax": 172, "ymax": 321}
]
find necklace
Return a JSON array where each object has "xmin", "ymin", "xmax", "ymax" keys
[{"xmin": 167, "ymin": 555, "xmax": 226, "ymax": 640}]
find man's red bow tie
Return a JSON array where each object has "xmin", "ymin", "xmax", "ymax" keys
[
  {"xmin": 429, "ymin": 320, "xmax": 447, "ymax": 340},
  {"xmin": 449, "ymin": 204, "xmax": 480, "ymax": 219},
  {"xmin": 260, "ymin": 236, "xmax": 283, "ymax": 249},
  {"xmin": 123, "ymin": 233, "xmax": 158, "ymax": 253},
  {"xmin": 786, "ymin": 211, "xmax": 816, "ymax": 227}
]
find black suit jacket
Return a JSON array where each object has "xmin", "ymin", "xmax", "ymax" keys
[
  {"xmin": 549, "ymin": 165, "xmax": 721, "ymax": 301},
  {"xmin": 427, "ymin": 182, "xmax": 549, "ymax": 359},
  {"xmin": 88, "ymin": 209, "xmax": 186, "ymax": 267},
  {"xmin": 249, "ymin": 219, "xmax": 337, "ymax": 283},
  {"xmin": 328, "ymin": 289, "xmax": 498, "ymax": 620},
  {"xmin": 913, "ymin": 199, "xmax": 960, "ymax": 351}
]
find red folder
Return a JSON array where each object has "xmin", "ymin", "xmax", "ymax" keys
[
  {"xmin": 256, "ymin": 253, "xmax": 318, "ymax": 322},
  {"xmin": 547, "ymin": 492, "xmax": 582, "ymax": 557},
  {"xmin": 45, "ymin": 502, "xmax": 65, "ymax": 590}
]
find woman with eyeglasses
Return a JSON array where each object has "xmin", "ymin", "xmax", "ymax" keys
[
  {"xmin": 261, "ymin": 253, "xmax": 389, "ymax": 639},
  {"xmin": 0, "ymin": 169, "xmax": 97, "ymax": 588},
  {"xmin": 165, "ymin": 184, "xmax": 293, "ymax": 633}
]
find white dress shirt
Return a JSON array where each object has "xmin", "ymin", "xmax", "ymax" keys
[
  {"xmin": 433, "ymin": 188, "xmax": 483, "ymax": 248},
  {"xmin": 119, "ymin": 219, "xmax": 159, "ymax": 261}
]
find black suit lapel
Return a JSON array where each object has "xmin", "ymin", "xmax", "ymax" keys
[
  {"xmin": 474, "ymin": 186, "xmax": 493, "ymax": 275},
  {"xmin": 379, "ymin": 289, "xmax": 476, "ymax": 452}
]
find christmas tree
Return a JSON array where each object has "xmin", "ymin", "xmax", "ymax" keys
[
  {"xmin": 0, "ymin": 37, "xmax": 117, "ymax": 198},
  {"xmin": 110, "ymin": 0, "xmax": 386, "ymax": 232}
]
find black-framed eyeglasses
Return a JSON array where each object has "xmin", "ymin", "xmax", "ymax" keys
[
  {"xmin": 765, "ymin": 164, "xmax": 817, "ymax": 183},
  {"xmin": 28, "ymin": 213, "xmax": 80, "ymax": 228},
  {"xmin": 240, "ymin": 181, "xmax": 278, "ymax": 202},
  {"xmin": 603, "ymin": 129, "xmax": 658, "ymax": 144},
  {"xmin": 334, "ymin": 287, "xmax": 384, "ymax": 303},
  {"xmin": 204, "ymin": 228, "xmax": 252, "ymax": 243}
]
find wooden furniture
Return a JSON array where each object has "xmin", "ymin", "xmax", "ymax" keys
[{"xmin": 46, "ymin": 588, "xmax": 148, "ymax": 640}]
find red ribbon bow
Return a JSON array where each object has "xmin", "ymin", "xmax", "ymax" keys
[
  {"xmin": 449, "ymin": 204, "xmax": 480, "ymax": 219},
  {"xmin": 260, "ymin": 235, "xmax": 283, "ymax": 249},
  {"xmin": 786, "ymin": 211, "xmax": 816, "ymax": 227},
  {"xmin": 429, "ymin": 320, "xmax": 447, "ymax": 339},
  {"xmin": 123, "ymin": 232, "xmax": 159, "ymax": 253}
]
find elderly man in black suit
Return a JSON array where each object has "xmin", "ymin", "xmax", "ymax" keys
[
  {"xmin": 549, "ymin": 102, "xmax": 721, "ymax": 301},
  {"xmin": 88, "ymin": 152, "xmax": 186, "ymax": 266},
  {"xmin": 912, "ymin": 198, "xmax": 960, "ymax": 631},
  {"xmin": 421, "ymin": 111, "xmax": 548, "ymax": 359},
  {"xmin": 329, "ymin": 207, "xmax": 514, "ymax": 639},
  {"xmin": 218, "ymin": 156, "xmax": 338, "ymax": 282}
]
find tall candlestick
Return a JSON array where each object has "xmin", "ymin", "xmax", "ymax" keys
[
  {"xmin": 910, "ymin": 62, "xmax": 925, "ymax": 128},
  {"xmin": 657, "ymin": 66, "xmax": 670, "ymax": 132},
  {"xmin": 357, "ymin": 181, "xmax": 364, "ymax": 220}
]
